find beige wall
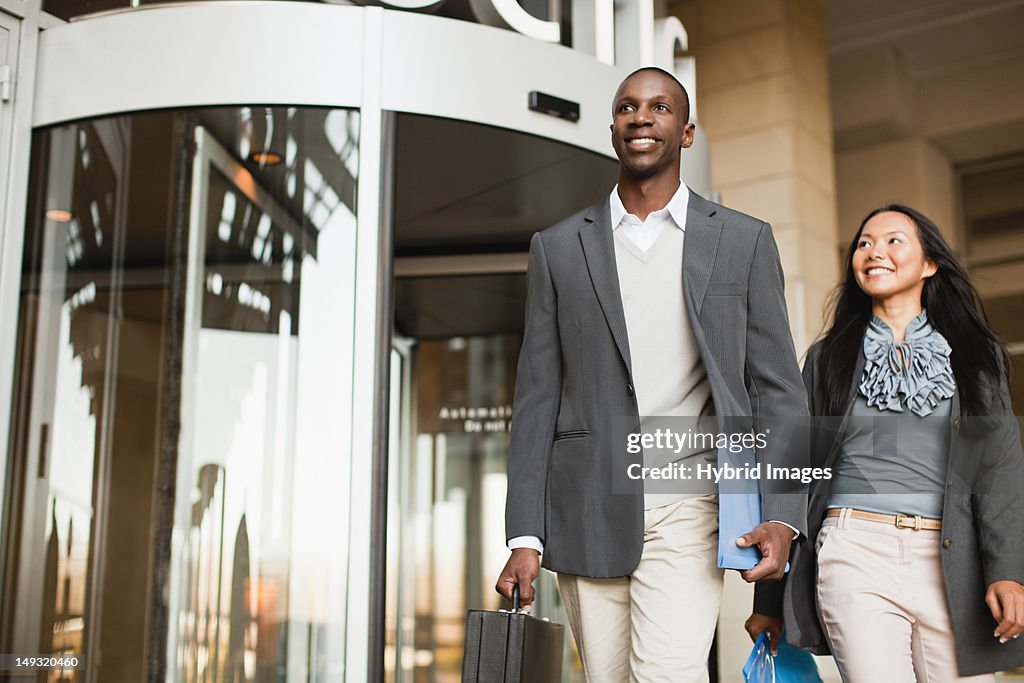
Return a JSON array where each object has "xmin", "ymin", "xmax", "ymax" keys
[
  {"xmin": 831, "ymin": 21, "xmax": 1024, "ymax": 252},
  {"xmin": 835, "ymin": 137, "xmax": 957, "ymax": 249},
  {"xmin": 673, "ymin": 0, "xmax": 840, "ymax": 356}
]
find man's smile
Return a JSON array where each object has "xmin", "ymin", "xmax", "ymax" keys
[{"xmin": 625, "ymin": 136, "xmax": 661, "ymax": 151}]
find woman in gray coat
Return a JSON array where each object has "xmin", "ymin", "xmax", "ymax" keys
[{"xmin": 747, "ymin": 204, "xmax": 1024, "ymax": 681}]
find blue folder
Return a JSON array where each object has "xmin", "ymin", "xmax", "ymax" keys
[
  {"xmin": 717, "ymin": 445, "xmax": 762, "ymax": 570},
  {"xmin": 717, "ymin": 445, "xmax": 789, "ymax": 572}
]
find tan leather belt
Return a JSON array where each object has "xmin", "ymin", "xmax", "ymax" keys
[{"xmin": 825, "ymin": 508, "xmax": 941, "ymax": 531}]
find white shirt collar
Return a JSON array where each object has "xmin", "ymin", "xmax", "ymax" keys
[{"xmin": 609, "ymin": 182, "xmax": 690, "ymax": 231}]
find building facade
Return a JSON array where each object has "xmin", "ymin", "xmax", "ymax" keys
[{"xmin": 0, "ymin": 1, "xmax": 1021, "ymax": 682}]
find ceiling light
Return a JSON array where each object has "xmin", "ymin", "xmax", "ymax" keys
[
  {"xmin": 250, "ymin": 150, "xmax": 282, "ymax": 166},
  {"xmin": 46, "ymin": 209, "xmax": 73, "ymax": 222}
]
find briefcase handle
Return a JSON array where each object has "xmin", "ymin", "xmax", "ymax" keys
[{"xmin": 511, "ymin": 584, "xmax": 522, "ymax": 613}]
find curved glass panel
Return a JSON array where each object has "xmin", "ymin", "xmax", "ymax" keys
[
  {"xmin": 2, "ymin": 106, "xmax": 359, "ymax": 682},
  {"xmin": 385, "ymin": 114, "xmax": 617, "ymax": 682}
]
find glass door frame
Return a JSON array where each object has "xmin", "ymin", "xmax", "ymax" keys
[
  {"xmin": 2, "ymin": 118, "xmax": 137, "ymax": 678},
  {"xmin": 0, "ymin": 2, "xmax": 21, "ymax": 594},
  {"xmin": 0, "ymin": 1, "xmax": 43, "ymax": 548}
]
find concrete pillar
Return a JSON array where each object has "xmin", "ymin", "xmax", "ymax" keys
[
  {"xmin": 829, "ymin": 38, "xmax": 961, "ymax": 252},
  {"xmin": 835, "ymin": 138, "xmax": 958, "ymax": 251},
  {"xmin": 672, "ymin": 0, "xmax": 840, "ymax": 354},
  {"xmin": 668, "ymin": 2, "xmax": 842, "ymax": 681}
]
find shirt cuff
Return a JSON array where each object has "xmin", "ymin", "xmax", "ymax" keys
[
  {"xmin": 508, "ymin": 535, "xmax": 544, "ymax": 554},
  {"xmin": 767, "ymin": 520, "xmax": 800, "ymax": 540}
]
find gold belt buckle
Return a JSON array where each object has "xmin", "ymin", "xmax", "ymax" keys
[{"xmin": 895, "ymin": 514, "xmax": 922, "ymax": 531}]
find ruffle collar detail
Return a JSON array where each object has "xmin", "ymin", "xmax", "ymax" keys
[{"xmin": 859, "ymin": 311, "xmax": 955, "ymax": 416}]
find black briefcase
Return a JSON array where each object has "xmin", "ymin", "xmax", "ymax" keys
[{"xmin": 462, "ymin": 586, "xmax": 565, "ymax": 682}]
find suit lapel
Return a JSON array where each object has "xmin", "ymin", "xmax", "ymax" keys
[
  {"xmin": 683, "ymin": 193, "xmax": 723, "ymax": 317},
  {"xmin": 580, "ymin": 199, "xmax": 633, "ymax": 377}
]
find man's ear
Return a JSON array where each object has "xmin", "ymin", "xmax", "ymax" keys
[{"xmin": 680, "ymin": 122, "xmax": 696, "ymax": 149}]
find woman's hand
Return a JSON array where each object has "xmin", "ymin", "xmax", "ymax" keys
[
  {"xmin": 986, "ymin": 580, "xmax": 1024, "ymax": 643},
  {"xmin": 745, "ymin": 613, "xmax": 784, "ymax": 655}
]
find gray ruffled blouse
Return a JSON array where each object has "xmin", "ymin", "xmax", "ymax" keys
[
  {"xmin": 858, "ymin": 311, "xmax": 956, "ymax": 416},
  {"xmin": 827, "ymin": 311, "xmax": 956, "ymax": 518}
]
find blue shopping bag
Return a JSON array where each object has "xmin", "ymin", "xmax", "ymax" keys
[
  {"xmin": 743, "ymin": 632, "xmax": 823, "ymax": 683},
  {"xmin": 742, "ymin": 632, "xmax": 774, "ymax": 683}
]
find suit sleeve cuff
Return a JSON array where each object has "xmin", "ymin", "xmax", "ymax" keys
[
  {"xmin": 768, "ymin": 520, "xmax": 800, "ymax": 540},
  {"xmin": 508, "ymin": 535, "xmax": 544, "ymax": 554}
]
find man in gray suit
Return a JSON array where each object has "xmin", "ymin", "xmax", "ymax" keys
[{"xmin": 495, "ymin": 67, "xmax": 808, "ymax": 682}]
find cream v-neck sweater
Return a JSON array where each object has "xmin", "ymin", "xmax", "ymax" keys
[{"xmin": 613, "ymin": 225, "xmax": 716, "ymax": 509}]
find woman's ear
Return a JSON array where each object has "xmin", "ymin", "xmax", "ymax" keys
[{"xmin": 923, "ymin": 258, "xmax": 938, "ymax": 279}]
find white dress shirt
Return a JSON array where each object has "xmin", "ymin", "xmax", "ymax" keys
[{"xmin": 609, "ymin": 181, "xmax": 690, "ymax": 249}]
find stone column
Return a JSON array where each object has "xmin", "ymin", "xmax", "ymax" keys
[
  {"xmin": 835, "ymin": 138, "xmax": 957, "ymax": 251},
  {"xmin": 668, "ymin": 2, "xmax": 842, "ymax": 681},
  {"xmin": 830, "ymin": 45, "xmax": 960, "ymax": 250},
  {"xmin": 673, "ymin": 0, "xmax": 840, "ymax": 353}
]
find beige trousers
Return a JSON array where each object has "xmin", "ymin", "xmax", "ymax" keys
[
  {"xmin": 815, "ymin": 509, "xmax": 995, "ymax": 683},
  {"xmin": 557, "ymin": 495, "xmax": 724, "ymax": 683}
]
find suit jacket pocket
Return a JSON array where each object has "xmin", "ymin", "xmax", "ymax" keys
[
  {"xmin": 553, "ymin": 430, "xmax": 590, "ymax": 442},
  {"xmin": 706, "ymin": 280, "xmax": 746, "ymax": 296}
]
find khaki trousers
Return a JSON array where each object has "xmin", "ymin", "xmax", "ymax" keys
[
  {"xmin": 557, "ymin": 495, "xmax": 723, "ymax": 683},
  {"xmin": 815, "ymin": 509, "xmax": 995, "ymax": 683}
]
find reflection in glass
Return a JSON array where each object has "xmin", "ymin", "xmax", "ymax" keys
[
  {"xmin": 171, "ymin": 118, "xmax": 359, "ymax": 681},
  {"xmin": 3, "ymin": 106, "xmax": 359, "ymax": 682},
  {"xmin": 385, "ymin": 335, "xmax": 519, "ymax": 682},
  {"xmin": 10, "ymin": 120, "xmax": 127, "ymax": 682},
  {"xmin": 385, "ymin": 332, "xmax": 584, "ymax": 683}
]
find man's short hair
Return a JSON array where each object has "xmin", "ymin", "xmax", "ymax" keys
[{"xmin": 619, "ymin": 66, "xmax": 691, "ymax": 123}]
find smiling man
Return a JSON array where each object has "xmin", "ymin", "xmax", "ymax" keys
[{"xmin": 495, "ymin": 68, "xmax": 809, "ymax": 682}]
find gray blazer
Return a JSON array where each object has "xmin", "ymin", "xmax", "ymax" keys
[
  {"xmin": 755, "ymin": 341, "xmax": 1024, "ymax": 676},
  {"xmin": 505, "ymin": 191, "xmax": 808, "ymax": 578}
]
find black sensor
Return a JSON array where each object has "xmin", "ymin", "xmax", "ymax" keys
[{"xmin": 528, "ymin": 91, "xmax": 580, "ymax": 122}]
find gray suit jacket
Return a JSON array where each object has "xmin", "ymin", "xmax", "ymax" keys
[
  {"xmin": 505, "ymin": 191, "xmax": 809, "ymax": 578},
  {"xmin": 755, "ymin": 341, "xmax": 1024, "ymax": 676}
]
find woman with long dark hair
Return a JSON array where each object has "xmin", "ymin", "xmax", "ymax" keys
[{"xmin": 746, "ymin": 204, "xmax": 1024, "ymax": 681}]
